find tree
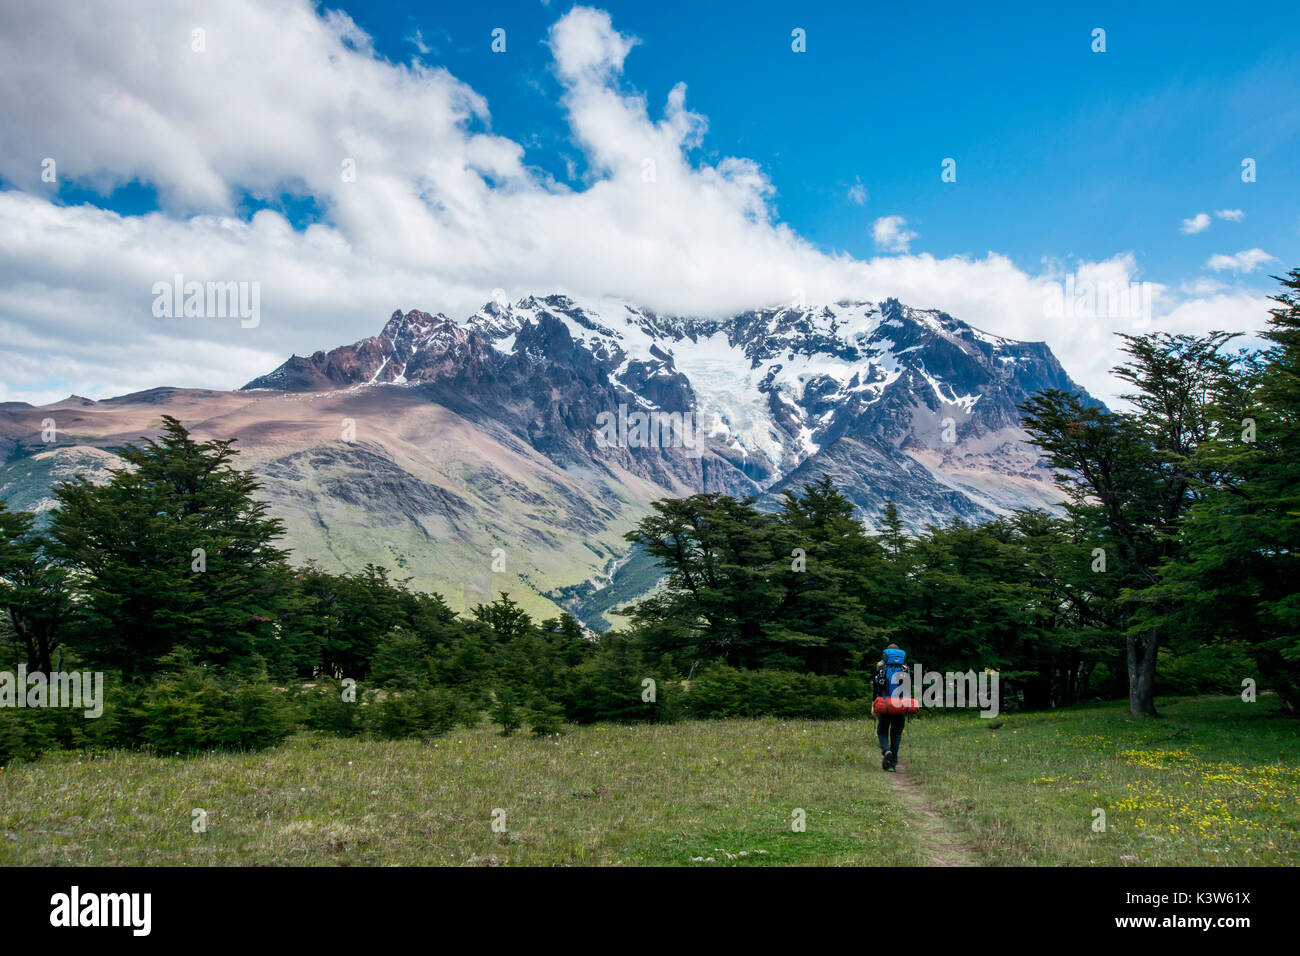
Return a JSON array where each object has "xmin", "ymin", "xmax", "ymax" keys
[
  {"xmin": 1136, "ymin": 270, "xmax": 1300, "ymax": 713},
  {"xmin": 869, "ymin": 499, "xmax": 915, "ymax": 648},
  {"xmin": 901, "ymin": 519, "xmax": 1028, "ymax": 681},
  {"xmin": 622, "ymin": 493, "xmax": 789, "ymax": 668},
  {"xmin": 772, "ymin": 476, "xmax": 885, "ymax": 673},
  {"xmin": 1022, "ymin": 331, "xmax": 1238, "ymax": 715},
  {"xmin": 540, "ymin": 612, "xmax": 594, "ymax": 667},
  {"xmin": 471, "ymin": 592, "xmax": 533, "ymax": 643},
  {"xmin": 0, "ymin": 501, "xmax": 71, "ymax": 672},
  {"xmin": 49, "ymin": 416, "xmax": 290, "ymax": 678},
  {"xmin": 1005, "ymin": 509, "xmax": 1123, "ymax": 706}
]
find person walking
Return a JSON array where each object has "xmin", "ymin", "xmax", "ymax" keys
[{"xmin": 872, "ymin": 643, "xmax": 918, "ymax": 771}]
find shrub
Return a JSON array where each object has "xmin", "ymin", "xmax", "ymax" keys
[
  {"xmin": 1156, "ymin": 643, "xmax": 1255, "ymax": 696},
  {"xmin": 368, "ymin": 630, "xmax": 429, "ymax": 690},
  {"xmin": 132, "ymin": 666, "xmax": 292, "ymax": 753},
  {"xmin": 295, "ymin": 680, "xmax": 364, "ymax": 736},
  {"xmin": 365, "ymin": 686, "xmax": 479, "ymax": 739},
  {"xmin": 525, "ymin": 699, "xmax": 565, "ymax": 736},
  {"xmin": 684, "ymin": 666, "xmax": 871, "ymax": 719},
  {"xmin": 0, "ymin": 708, "xmax": 61, "ymax": 765},
  {"xmin": 562, "ymin": 655, "xmax": 663, "ymax": 724},
  {"xmin": 490, "ymin": 688, "xmax": 523, "ymax": 737}
]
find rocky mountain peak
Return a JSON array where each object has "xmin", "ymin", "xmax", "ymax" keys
[{"xmin": 242, "ymin": 294, "xmax": 1096, "ymax": 528}]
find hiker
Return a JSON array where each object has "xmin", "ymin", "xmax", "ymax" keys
[{"xmin": 872, "ymin": 643, "xmax": 918, "ymax": 771}]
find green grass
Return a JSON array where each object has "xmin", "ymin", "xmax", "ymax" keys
[
  {"xmin": 1, "ymin": 695, "xmax": 1296, "ymax": 866},
  {"xmin": 0, "ymin": 719, "xmax": 919, "ymax": 866},
  {"xmin": 902, "ymin": 694, "xmax": 1300, "ymax": 866}
]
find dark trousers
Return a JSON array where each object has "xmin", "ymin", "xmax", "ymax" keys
[{"xmin": 876, "ymin": 713, "xmax": 906, "ymax": 754}]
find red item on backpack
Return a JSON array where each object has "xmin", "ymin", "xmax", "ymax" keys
[{"xmin": 873, "ymin": 696, "xmax": 920, "ymax": 716}]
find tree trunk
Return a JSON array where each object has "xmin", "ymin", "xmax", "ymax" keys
[
  {"xmin": 1127, "ymin": 629, "xmax": 1159, "ymax": 715},
  {"xmin": 1061, "ymin": 658, "xmax": 1078, "ymax": 705},
  {"xmin": 9, "ymin": 612, "xmax": 55, "ymax": 674},
  {"xmin": 1077, "ymin": 660, "xmax": 1096, "ymax": 702}
]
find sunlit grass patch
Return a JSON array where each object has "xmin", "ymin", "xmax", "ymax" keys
[{"xmin": 903, "ymin": 694, "xmax": 1300, "ymax": 866}]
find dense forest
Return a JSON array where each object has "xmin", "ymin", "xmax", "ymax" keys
[{"xmin": 2, "ymin": 269, "xmax": 1297, "ymax": 760}]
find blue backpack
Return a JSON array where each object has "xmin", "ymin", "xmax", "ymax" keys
[
  {"xmin": 873, "ymin": 650, "xmax": 915, "ymax": 712},
  {"xmin": 883, "ymin": 647, "xmax": 908, "ymax": 694}
]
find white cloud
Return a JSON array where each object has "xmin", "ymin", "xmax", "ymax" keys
[
  {"xmin": 1178, "ymin": 277, "xmax": 1228, "ymax": 296},
  {"xmin": 0, "ymin": 0, "xmax": 1280, "ymax": 409},
  {"xmin": 1214, "ymin": 208, "xmax": 1244, "ymax": 221},
  {"xmin": 872, "ymin": 216, "xmax": 917, "ymax": 253},
  {"xmin": 848, "ymin": 178, "xmax": 868, "ymax": 206},
  {"xmin": 406, "ymin": 29, "xmax": 431, "ymax": 55},
  {"xmin": 1180, "ymin": 212, "xmax": 1211, "ymax": 234},
  {"xmin": 1206, "ymin": 249, "xmax": 1278, "ymax": 274}
]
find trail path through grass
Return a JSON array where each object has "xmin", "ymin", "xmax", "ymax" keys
[
  {"xmin": 888, "ymin": 763, "xmax": 976, "ymax": 866},
  {"xmin": 897, "ymin": 695, "xmax": 1300, "ymax": 865},
  {"xmin": 2, "ymin": 697, "xmax": 1294, "ymax": 865}
]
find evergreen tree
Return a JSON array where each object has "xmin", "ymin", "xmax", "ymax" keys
[
  {"xmin": 0, "ymin": 501, "xmax": 71, "ymax": 672},
  {"xmin": 773, "ymin": 476, "xmax": 884, "ymax": 673},
  {"xmin": 1137, "ymin": 270, "xmax": 1300, "ymax": 713},
  {"xmin": 622, "ymin": 493, "xmax": 789, "ymax": 668},
  {"xmin": 49, "ymin": 416, "xmax": 289, "ymax": 678},
  {"xmin": 1022, "ymin": 332, "xmax": 1237, "ymax": 715}
]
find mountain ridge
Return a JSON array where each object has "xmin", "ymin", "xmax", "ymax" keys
[
  {"xmin": 244, "ymin": 293, "xmax": 1093, "ymax": 524},
  {"xmin": 1, "ymin": 294, "xmax": 1094, "ymax": 629}
]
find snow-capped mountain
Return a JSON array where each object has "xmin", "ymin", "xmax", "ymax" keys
[
  {"xmin": 1, "ymin": 293, "xmax": 1093, "ymax": 630},
  {"xmin": 245, "ymin": 294, "xmax": 1093, "ymax": 525}
]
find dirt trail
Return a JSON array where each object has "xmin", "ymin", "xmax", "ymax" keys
[{"xmin": 888, "ymin": 765, "xmax": 977, "ymax": 867}]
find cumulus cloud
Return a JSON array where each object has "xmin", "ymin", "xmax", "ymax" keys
[
  {"xmin": 1206, "ymin": 249, "xmax": 1278, "ymax": 274},
  {"xmin": 1180, "ymin": 212, "xmax": 1211, "ymax": 234},
  {"xmin": 0, "ymin": 0, "xmax": 1279, "ymax": 408},
  {"xmin": 873, "ymin": 216, "xmax": 917, "ymax": 253},
  {"xmin": 1214, "ymin": 208, "xmax": 1245, "ymax": 222}
]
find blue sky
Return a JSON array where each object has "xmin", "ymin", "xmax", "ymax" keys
[
  {"xmin": 389, "ymin": 0, "xmax": 1298, "ymax": 275},
  {"xmin": 47, "ymin": 0, "xmax": 1297, "ymax": 278},
  {"xmin": 0, "ymin": 0, "xmax": 1296, "ymax": 404}
]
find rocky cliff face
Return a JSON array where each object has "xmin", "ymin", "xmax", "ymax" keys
[
  {"xmin": 245, "ymin": 294, "xmax": 1094, "ymax": 526},
  {"xmin": 243, "ymin": 309, "xmax": 464, "ymax": 390},
  {"xmin": 0, "ymin": 294, "xmax": 1093, "ymax": 629}
]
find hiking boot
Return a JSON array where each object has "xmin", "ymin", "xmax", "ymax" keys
[{"xmin": 881, "ymin": 750, "xmax": 893, "ymax": 771}]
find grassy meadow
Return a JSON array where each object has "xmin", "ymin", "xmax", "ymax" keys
[
  {"xmin": 1, "ymin": 694, "xmax": 1296, "ymax": 866},
  {"xmin": 903, "ymin": 694, "xmax": 1300, "ymax": 866}
]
